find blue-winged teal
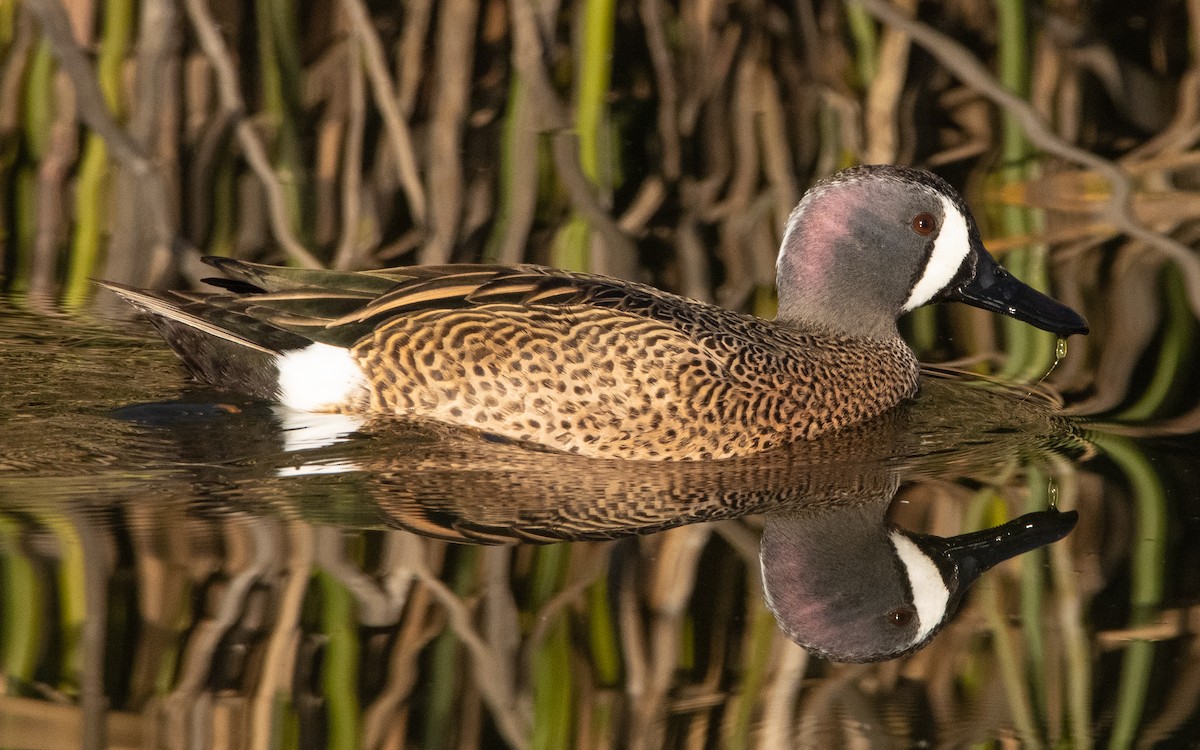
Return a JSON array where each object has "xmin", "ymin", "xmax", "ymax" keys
[{"xmin": 103, "ymin": 165, "xmax": 1087, "ymax": 460}]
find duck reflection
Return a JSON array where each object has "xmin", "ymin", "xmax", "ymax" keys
[
  {"xmin": 759, "ymin": 504, "xmax": 1075, "ymax": 662},
  {"xmin": 115, "ymin": 372, "xmax": 1087, "ymax": 662}
]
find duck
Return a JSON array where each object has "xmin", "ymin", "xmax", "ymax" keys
[{"xmin": 102, "ymin": 164, "xmax": 1088, "ymax": 460}]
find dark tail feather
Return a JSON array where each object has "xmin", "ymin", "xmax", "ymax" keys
[{"xmin": 100, "ymin": 281, "xmax": 311, "ymax": 401}]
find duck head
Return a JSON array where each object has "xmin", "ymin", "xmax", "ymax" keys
[
  {"xmin": 776, "ymin": 165, "xmax": 1089, "ymax": 339},
  {"xmin": 760, "ymin": 505, "xmax": 1078, "ymax": 662}
]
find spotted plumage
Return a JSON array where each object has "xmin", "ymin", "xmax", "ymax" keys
[{"xmin": 102, "ymin": 165, "xmax": 1087, "ymax": 461}]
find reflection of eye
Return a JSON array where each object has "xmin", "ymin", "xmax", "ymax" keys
[{"xmin": 887, "ymin": 607, "xmax": 915, "ymax": 627}]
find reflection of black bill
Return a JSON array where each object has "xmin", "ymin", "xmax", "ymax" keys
[
  {"xmin": 922, "ymin": 508, "xmax": 1079, "ymax": 598},
  {"xmin": 941, "ymin": 248, "xmax": 1089, "ymax": 337}
]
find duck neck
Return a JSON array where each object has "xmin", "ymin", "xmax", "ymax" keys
[{"xmin": 775, "ymin": 303, "xmax": 902, "ymax": 342}]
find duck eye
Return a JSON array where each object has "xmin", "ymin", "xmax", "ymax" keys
[
  {"xmin": 887, "ymin": 607, "xmax": 915, "ymax": 627},
  {"xmin": 911, "ymin": 213, "xmax": 936, "ymax": 236}
]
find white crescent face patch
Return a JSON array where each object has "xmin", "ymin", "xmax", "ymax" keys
[{"xmin": 901, "ymin": 195, "xmax": 974, "ymax": 313}]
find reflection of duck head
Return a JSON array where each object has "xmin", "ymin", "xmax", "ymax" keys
[{"xmin": 760, "ymin": 505, "xmax": 1077, "ymax": 662}]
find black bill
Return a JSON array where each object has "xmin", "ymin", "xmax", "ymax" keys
[{"xmin": 941, "ymin": 246, "xmax": 1089, "ymax": 337}]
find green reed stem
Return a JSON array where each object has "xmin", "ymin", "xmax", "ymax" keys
[
  {"xmin": 317, "ymin": 570, "xmax": 360, "ymax": 750},
  {"xmin": 485, "ymin": 74, "xmax": 526, "ymax": 263},
  {"xmin": 534, "ymin": 618, "xmax": 574, "ymax": 750},
  {"xmin": 1089, "ymin": 434, "xmax": 1166, "ymax": 750},
  {"xmin": 40, "ymin": 515, "xmax": 86, "ymax": 693},
  {"xmin": 576, "ymin": 0, "xmax": 615, "ymax": 187},
  {"xmin": 844, "ymin": 2, "xmax": 879, "ymax": 86},
  {"xmin": 726, "ymin": 603, "xmax": 778, "ymax": 750},
  {"xmin": 971, "ymin": 488, "xmax": 1043, "ymax": 748},
  {"xmin": 552, "ymin": 219, "xmax": 589, "ymax": 272},
  {"xmin": 995, "ymin": 0, "xmax": 1031, "ymax": 376},
  {"xmin": 64, "ymin": 0, "xmax": 134, "ymax": 308},
  {"xmin": 1045, "ymin": 456, "xmax": 1092, "ymax": 747},
  {"xmin": 207, "ymin": 159, "xmax": 237, "ymax": 256},
  {"xmin": 13, "ymin": 170, "xmax": 35, "ymax": 293},
  {"xmin": 553, "ymin": 0, "xmax": 616, "ymax": 273},
  {"xmin": 0, "ymin": 515, "xmax": 42, "ymax": 691},
  {"xmin": 425, "ymin": 546, "xmax": 479, "ymax": 749},
  {"xmin": 12, "ymin": 40, "xmax": 55, "ymax": 293},
  {"xmin": 1119, "ymin": 267, "xmax": 1195, "ymax": 421},
  {"xmin": 993, "ymin": 0, "xmax": 1057, "ymax": 380},
  {"xmin": 255, "ymin": 0, "xmax": 306, "ymax": 252},
  {"xmin": 0, "ymin": 0, "xmax": 14, "ymax": 45},
  {"xmin": 64, "ymin": 138, "xmax": 109, "ymax": 306},
  {"xmin": 753, "ymin": 285, "xmax": 778, "ymax": 320},
  {"xmin": 424, "ymin": 632, "xmax": 460, "ymax": 749},
  {"xmin": 1021, "ymin": 467, "xmax": 1048, "ymax": 718},
  {"xmin": 588, "ymin": 575, "xmax": 621, "ymax": 686},
  {"xmin": 65, "ymin": 5, "xmax": 127, "ymax": 281},
  {"xmin": 21, "ymin": 40, "xmax": 52, "ymax": 162},
  {"xmin": 276, "ymin": 689, "xmax": 301, "ymax": 750},
  {"xmin": 531, "ymin": 545, "xmax": 573, "ymax": 750},
  {"xmin": 266, "ymin": 0, "xmax": 302, "ymax": 111},
  {"xmin": 906, "ymin": 306, "xmax": 939, "ymax": 358}
]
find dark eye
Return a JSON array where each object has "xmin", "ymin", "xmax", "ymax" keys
[
  {"xmin": 887, "ymin": 607, "xmax": 914, "ymax": 627},
  {"xmin": 911, "ymin": 213, "xmax": 936, "ymax": 236}
]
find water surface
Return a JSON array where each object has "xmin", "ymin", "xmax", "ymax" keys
[{"xmin": 1, "ymin": 305, "xmax": 1198, "ymax": 748}]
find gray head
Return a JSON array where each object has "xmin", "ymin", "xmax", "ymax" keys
[
  {"xmin": 776, "ymin": 165, "xmax": 1088, "ymax": 339},
  {"xmin": 760, "ymin": 505, "xmax": 1078, "ymax": 662}
]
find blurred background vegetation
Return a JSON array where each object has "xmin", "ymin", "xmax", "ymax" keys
[
  {"xmin": 1, "ymin": 0, "xmax": 1198, "ymax": 409},
  {"xmin": 4, "ymin": 1, "xmax": 1200, "ymax": 748}
]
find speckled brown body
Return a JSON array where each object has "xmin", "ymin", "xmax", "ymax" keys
[
  {"xmin": 341, "ymin": 267, "xmax": 920, "ymax": 460},
  {"xmin": 104, "ymin": 261, "xmax": 922, "ymax": 461}
]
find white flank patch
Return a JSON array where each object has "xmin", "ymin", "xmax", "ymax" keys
[
  {"xmin": 276, "ymin": 342, "xmax": 368, "ymax": 412},
  {"xmin": 901, "ymin": 195, "xmax": 973, "ymax": 312},
  {"xmin": 889, "ymin": 531, "xmax": 951, "ymax": 644}
]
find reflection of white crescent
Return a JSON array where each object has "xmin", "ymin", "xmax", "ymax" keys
[{"xmin": 889, "ymin": 531, "xmax": 952, "ymax": 644}]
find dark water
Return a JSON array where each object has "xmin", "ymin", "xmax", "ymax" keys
[{"xmin": 1, "ymin": 305, "xmax": 1198, "ymax": 749}]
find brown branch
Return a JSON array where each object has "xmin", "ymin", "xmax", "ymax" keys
[
  {"xmin": 639, "ymin": 0, "xmax": 682, "ymax": 180},
  {"xmin": 862, "ymin": 0, "xmax": 915, "ymax": 163},
  {"xmin": 30, "ymin": 75, "xmax": 76, "ymax": 304},
  {"xmin": 24, "ymin": 0, "xmax": 147, "ymax": 169},
  {"xmin": 411, "ymin": 564, "xmax": 531, "ymax": 749},
  {"xmin": 674, "ymin": 204, "xmax": 714, "ymax": 302},
  {"xmin": 163, "ymin": 519, "xmax": 278, "ymax": 741},
  {"xmin": 24, "ymin": 0, "xmax": 179, "ymax": 280},
  {"xmin": 756, "ymin": 62, "xmax": 801, "ymax": 237},
  {"xmin": 0, "ymin": 6, "xmax": 34, "ymax": 139},
  {"xmin": 422, "ymin": 0, "xmax": 478, "ymax": 263},
  {"xmin": 852, "ymin": 0, "xmax": 1200, "ymax": 320},
  {"xmin": 761, "ymin": 640, "xmax": 808, "ymax": 747},
  {"xmin": 107, "ymin": 0, "xmax": 187, "ymax": 289},
  {"xmin": 314, "ymin": 527, "xmax": 406, "ymax": 626},
  {"xmin": 73, "ymin": 511, "xmax": 113, "ymax": 750},
  {"xmin": 182, "ymin": 0, "xmax": 322, "ymax": 268},
  {"xmin": 249, "ymin": 522, "xmax": 313, "ymax": 750},
  {"xmin": 396, "ymin": 0, "xmax": 433, "ymax": 116},
  {"xmin": 494, "ymin": 82, "xmax": 540, "ymax": 264},
  {"xmin": 334, "ymin": 36, "xmax": 368, "ymax": 270},
  {"xmin": 341, "ymin": 0, "xmax": 428, "ymax": 226},
  {"xmin": 510, "ymin": 0, "xmax": 637, "ymax": 276}
]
